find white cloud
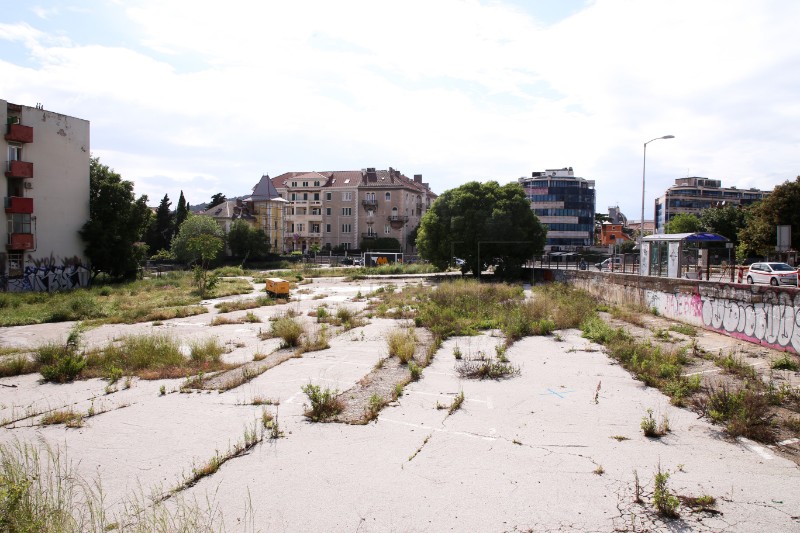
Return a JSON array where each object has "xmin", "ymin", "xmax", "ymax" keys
[{"xmin": 0, "ymin": 0, "xmax": 797, "ymax": 218}]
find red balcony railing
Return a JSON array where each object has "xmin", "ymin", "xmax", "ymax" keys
[
  {"xmin": 7, "ymin": 233, "xmax": 34, "ymax": 250},
  {"xmin": 6, "ymin": 160, "xmax": 33, "ymax": 179},
  {"xmin": 5, "ymin": 123, "xmax": 33, "ymax": 143},
  {"xmin": 4, "ymin": 197, "xmax": 33, "ymax": 214}
]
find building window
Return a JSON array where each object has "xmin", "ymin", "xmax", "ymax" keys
[
  {"xmin": 385, "ymin": 192, "xmax": 391, "ymax": 201},
  {"xmin": 366, "ymin": 192, "xmax": 376, "ymax": 202},
  {"xmin": 326, "ymin": 224, "xmax": 331, "ymax": 233},
  {"xmin": 291, "ymin": 181, "xmax": 297, "ymax": 187},
  {"xmin": 326, "ymin": 192, "xmax": 332, "ymax": 201},
  {"xmin": 311, "ymin": 208, "xmax": 321, "ymax": 216},
  {"xmin": 8, "ymin": 144, "xmax": 21, "ymax": 161},
  {"xmin": 342, "ymin": 207, "xmax": 352, "ymax": 216},
  {"xmin": 342, "ymin": 242, "xmax": 350, "ymax": 250},
  {"xmin": 290, "ymin": 193, "xmax": 296, "ymax": 201},
  {"xmin": 303, "ymin": 193, "xmax": 308, "ymax": 200},
  {"xmin": 326, "ymin": 208, "xmax": 331, "ymax": 216},
  {"xmin": 297, "ymin": 223, "xmax": 304, "ymax": 232},
  {"xmin": 342, "ymin": 223, "xmax": 352, "ymax": 233},
  {"xmin": 289, "ymin": 223, "xmax": 295, "ymax": 232},
  {"xmin": 342, "ymin": 192, "xmax": 352, "ymax": 201},
  {"xmin": 8, "ymin": 214, "xmax": 31, "ymax": 234},
  {"xmin": 384, "ymin": 225, "xmax": 391, "ymax": 234},
  {"xmin": 314, "ymin": 181, "xmax": 320, "ymax": 186},
  {"xmin": 311, "ymin": 223, "xmax": 320, "ymax": 233},
  {"xmin": 313, "ymin": 193, "xmax": 319, "ymax": 201},
  {"xmin": 302, "ymin": 181, "xmax": 308, "ymax": 187},
  {"xmin": 7, "ymin": 252, "xmax": 22, "ymax": 277}
]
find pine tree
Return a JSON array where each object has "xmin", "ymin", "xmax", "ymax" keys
[{"xmin": 175, "ymin": 190, "xmax": 189, "ymax": 228}]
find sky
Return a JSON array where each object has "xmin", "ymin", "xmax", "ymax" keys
[{"xmin": 1, "ymin": 0, "xmax": 799, "ymax": 220}]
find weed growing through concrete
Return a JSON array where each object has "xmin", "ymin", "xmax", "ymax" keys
[
  {"xmin": 668, "ymin": 324, "xmax": 697, "ymax": 337},
  {"xmin": 448, "ymin": 391, "xmax": 465, "ymax": 415},
  {"xmin": 633, "ymin": 469, "xmax": 643, "ymax": 504},
  {"xmin": 691, "ymin": 383, "xmax": 774, "ymax": 442},
  {"xmin": 189, "ymin": 337, "xmax": 225, "ymax": 364},
  {"xmin": 772, "ymin": 354, "xmax": 799, "ymax": 371},
  {"xmin": 611, "ymin": 435, "xmax": 629, "ymax": 441},
  {"xmin": 593, "ymin": 465, "xmax": 605, "ymax": 475},
  {"xmin": 653, "ymin": 464, "xmax": 680, "ymax": 518},
  {"xmin": 394, "ymin": 382, "xmax": 404, "ymax": 398},
  {"xmin": 456, "ymin": 351, "xmax": 519, "ymax": 380},
  {"xmin": 253, "ymin": 352, "xmax": 267, "ymax": 361},
  {"xmin": 159, "ymin": 385, "xmax": 166, "ymax": 396},
  {"xmin": 250, "ymin": 395, "xmax": 279, "ymax": 406},
  {"xmin": 364, "ymin": 394, "xmax": 386, "ymax": 422},
  {"xmin": 387, "ymin": 328, "xmax": 417, "ymax": 364},
  {"xmin": 272, "ymin": 314, "xmax": 304, "ymax": 348},
  {"xmin": 302, "ymin": 383, "xmax": 343, "ymax": 422},
  {"xmin": 40, "ymin": 409, "xmax": 83, "ymax": 428},
  {"xmin": 641, "ymin": 408, "xmax": 670, "ymax": 438},
  {"xmin": 678, "ymin": 494, "xmax": 716, "ymax": 512},
  {"xmin": 716, "ymin": 350, "xmax": 757, "ymax": 380},
  {"xmin": 408, "ymin": 361, "xmax": 422, "ymax": 381},
  {"xmin": 453, "ymin": 345, "xmax": 462, "ymax": 359},
  {"xmin": 408, "ymin": 434, "xmax": 432, "ymax": 462},
  {"xmin": 301, "ymin": 325, "xmax": 330, "ymax": 353},
  {"xmin": 495, "ymin": 344, "xmax": 508, "ymax": 363}
]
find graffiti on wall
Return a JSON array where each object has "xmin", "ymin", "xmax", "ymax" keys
[
  {"xmin": 3, "ymin": 257, "xmax": 91, "ymax": 293},
  {"xmin": 645, "ymin": 285, "xmax": 800, "ymax": 354}
]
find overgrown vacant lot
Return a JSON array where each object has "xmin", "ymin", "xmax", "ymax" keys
[
  {"xmin": 0, "ymin": 271, "xmax": 253, "ymax": 326},
  {"xmin": 1, "ymin": 275, "xmax": 800, "ymax": 532}
]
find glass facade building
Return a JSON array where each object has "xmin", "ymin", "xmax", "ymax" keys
[
  {"xmin": 519, "ymin": 167, "xmax": 596, "ymax": 250},
  {"xmin": 654, "ymin": 177, "xmax": 770, "ymax": 233}
]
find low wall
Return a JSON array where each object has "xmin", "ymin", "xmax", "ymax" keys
[{"xmin": 536, "ymin": 268, "xmax": 800, "ymax": 354}]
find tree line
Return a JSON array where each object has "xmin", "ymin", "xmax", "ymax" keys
[{"xmin": 80, "ymin": 157, "xmax": 269, "ymax": 280}]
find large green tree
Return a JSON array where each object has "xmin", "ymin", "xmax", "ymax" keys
[
  {"xmin": 175, "ymin": 190, "xmax": 189, "ymax": 228},
  {"xmin": 209, "ymin": 193, "xmax": 226, "ymax": 207},
  {"xmin": 227, "ymin": 220, "xmax": 269, "ymax": 262},
  {"xmin": 146, "ymin": 194, "xmax": 174, "ymax": 253},
  {"xmin": 417, "ymin": 181, "xmax": 546, "ymax": 277},
  {"xmin": 699, "ymin": 204, "xmax": 747, "ymax": 243},
  {"xmin": 738, "ymin": 176, "xmax": 800, "ymax": 259},
  {"xmin": 80, "ymin": 157, "xmax": 151, "ymax": 279},
  {"xmin": 665, "ymin": 213, "xmax": 702, "ymax": 234},
  {"xmin": 171, "ymin": 215, "xmax": 225, "ymax": 265}
]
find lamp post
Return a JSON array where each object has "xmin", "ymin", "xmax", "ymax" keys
[{"xmin": 640, "ymin": 135, "xmax": 675, "ymax": 242}]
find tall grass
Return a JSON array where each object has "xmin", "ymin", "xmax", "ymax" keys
[
  {"xmin": 387, "ymin": 328, "xmax": 417, "ymax": 363},
  {"xmin": 271, "ymin": 315, "xmax": 304, "ymax": 348}
]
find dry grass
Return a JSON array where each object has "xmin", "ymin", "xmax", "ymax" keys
[
  {"xmin": 40, "ymin": 409, "xmax": 84, "ymax": 428},
  {"xmin": 387, "ymin": 328, "xmax": 417, "ymax": 363}
]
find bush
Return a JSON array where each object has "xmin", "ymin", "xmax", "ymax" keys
[
  {"xmin": 39, "ymin": 352, "xmax": 86, "ymax": 383},
  {"xmin": 272, "ymin": 315, "xmax": 304, "ymax": 348},
  {"xmin": 189, "ymin": 337, "xmax": 225, "ymax": 364},
  {"xmin": 302, "ymin": 383, "xmax": 343, "ymax": 422},
  {"xmin": 387, "ymin": 328, "xmax": 417, "ymax": 364}
]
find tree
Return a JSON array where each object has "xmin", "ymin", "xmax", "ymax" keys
[
  {"xmin": 171, "ymin": 215, "xmax": 225, "ymax": 265},
  {"xmin": 188, "ymin": 233, "xmax": 224, "ymax": 297},
  {"xmin": 664, "ymin": 213, "xmax": 701, "ymax": 234},
  {"xmin": 175, "ymin": 190, "xmax": 189, "ymax": 228},
  {"xmin": 209, "ymin": 193, "xmax": 226, "ymax": 207},
  {"xmin": 738, "ymin": 176, "xmax": 800, "ymax": 259},
  {"xmin": 80, "ymin": 157, "xmax": 151, "ymax": 280},
  {"xmin": 227, "ymin": 220, "xmax": 269, "ymax": 262},
  {"xmin": 417, "ymin": 181, "xmax": 546, "ymax": 278},
  {"xmin": 146, "ymin": 194, "xmax": 174, "ymax": 253},
  {"xmin": 699, "ymin": 204, "xmax": 747, "ymax": 243}
]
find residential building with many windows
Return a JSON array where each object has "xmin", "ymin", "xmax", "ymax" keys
[
  {"xmin": 519, "ymin": 167, "xmax": 596, "ymax": 250},
  {"xmin": 271, "ymin": 168, "xmax": 435, "ymax": 254},
  {"xmin": 654, "ymin": 177, "xmax": 770, "ymax": 233},
  {"xmin": 2, "ymin": 100, "xmax": 90, "ymax": 291}
]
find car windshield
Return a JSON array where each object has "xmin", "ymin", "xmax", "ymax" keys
[{"xmin": 769, "ymin": 263, "xmax": 796, "ymax": 272}]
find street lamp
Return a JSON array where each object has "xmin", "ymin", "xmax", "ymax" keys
[{"xmin": 640, "ymin": 135, "xmax": 675, "ymax": 242}]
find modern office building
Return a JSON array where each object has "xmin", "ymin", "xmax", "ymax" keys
[
  {"xmin": 519, "ymin": 167, "xmax": 596, "ymax": 250},
  {"xmin": 2, "ymin": 100, "xmax": 90, "ymax": 291},
  {"xmin": 654, "ymin": 177, "xmax": 770, "ymax": 233}
]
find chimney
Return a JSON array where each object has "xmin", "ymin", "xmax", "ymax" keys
[
  {"xmin": 236, "ymin": 198, "xmax": 243, "ymax": 207},
  {"xmin": 414, "ymin": 174, "xmax": 422, "ymax": 183},
  {"xmin": 366, "ymin": 167, "xmax": 377, "ymax": 182}
]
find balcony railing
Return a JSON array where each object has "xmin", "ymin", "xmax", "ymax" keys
[
  {"xmin": 4, "ymin": 197, "xmax": 33, "ymax": 214},
  {"xmin": 6, "ymin": 160, "xmax": 33, "ymax": 179},
  {"xmin": 7, "ymin": 233, "xmax": 34, "ymax": 250},
  {"xmin": 388, "ymin": 215, "xmax": 409, "ymax": 223},
  {"xmin": 5, "ymin": 123, "xmax": 33, "ymax": 143},
  {"xmin": 362, "ymin": 199, "xmax": 378, "ymax": 209},
  {"xmin": 361, "ymin": 233, "xmax": 378, "ymax": 239}
]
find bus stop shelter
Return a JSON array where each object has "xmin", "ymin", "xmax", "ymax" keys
[{"xmin": 640, "ymin": 232, "xmax": 730, "ymax": 279}]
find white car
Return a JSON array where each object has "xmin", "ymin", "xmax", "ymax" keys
[
  {"xmin": 746, "ymin": 262, "xmax": 798, "ymax": 286},
  {"xmin": 595, "ymin": 257, "xmax": 622, "ymax": 271}
]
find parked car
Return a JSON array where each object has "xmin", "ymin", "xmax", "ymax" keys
[
  {"xmin": 746, "ymin": 262, "xmax": 798, "ymax": 286},
  {"xmin": 453, "ymin": 257, "xmax": 466, "ymax": 267},
  {"xmin": 594, "ymin": 257, "xmax": 622, "ymax": 271}
]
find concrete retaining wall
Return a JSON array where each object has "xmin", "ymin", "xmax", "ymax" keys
[{"xmin": 536, "ymin": 268, "xmax": 800, "ymax": 354}]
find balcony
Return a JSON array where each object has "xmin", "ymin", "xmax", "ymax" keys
[
  {"xmin": 362, "ymin": 199, "xmax": 378, "ymax": 210},
  {"xmin": 6, "ymin": 160, "xmax": 33, "ymax": 179},
  {"xmin": 361, "ymin": 232, "xmax": 378, "ymax": 240},
  {"xmin": 4, "ymin": 197, "xmax": 33, "ymax": 214},
  {"xmin": 5, "ymin": 123, "xmax": 33, "ymax": 144},
  {"xmin": 7, "ymin": 233, "xmax": 34, "ymax": 250},
  {"xmin": 388, "ymin": 214, "xmax": 409, "ymax": 228}
]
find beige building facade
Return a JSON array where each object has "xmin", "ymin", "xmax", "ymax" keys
[
  {"xmin": 272, "ymin": 168, "xmax": 435, "ymax": 254},
  {"xmin": 2, "ymin": 100, "xmax": 90, "ymax": 291}
]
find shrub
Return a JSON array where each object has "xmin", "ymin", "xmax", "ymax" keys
[
  {"xmin": 408, "ymin": 361, "xmax": 422, "ymax": 381},
  {"xmin": 272, "ymin": 315, "xmax": 304, "ymax": 348},
  {"xmin": 694, "ymin": 383, "xmax": 774, "ymax": 442},
  {"xmin": 301, "ymin": 326, "xmax": 330, "ymax": 353},
  {"xmin": 456, "ymin": 354, "xmax": 519, "ymax": 380},
  {"xmin": 387, "ymin": 328, "xmax": 417, "ymax": 364},
  {"xmin": 38, "ymin": 342, "xmax": 86, "ymax": 383},
  {"xmin": 640, "ymin": 408, "xmax": 669, "ymax": 438},
  {"xmin": 772, "ymin": 354, "xmax": 799, "ymax": 372},
  {"xmin": 189, "ymin": 337, "xmax": 225, "ymax": 364},
  {"xmin": 302, "ymin": 383, "xmax": 343, "ymax": 422},
  {"xmin": 653, "ymin": 466, "xmax": 680, "ymax": 518}
]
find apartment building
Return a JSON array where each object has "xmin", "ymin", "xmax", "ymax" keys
[
  {"xmin": 654, "ymin": 177, "xmax": 770, "ymax": 233},
  {"xmin": 271, "ymin": 168, "xmax": 435, "ymax": 254},
  {"xmin": 2, "ymin": 100, "xmax": 90, "ymax": 291},
  {"xmin": 518, "ymin": 167, "xmax": 596, "ymax": 251}
]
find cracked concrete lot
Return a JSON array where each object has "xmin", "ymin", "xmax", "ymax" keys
[{"xmin": 1, "ymin": 275, "xmax": 799, "ymax": 532}]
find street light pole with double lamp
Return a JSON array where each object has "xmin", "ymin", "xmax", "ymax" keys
[{"xmin": 640, "ymin": 135, "xmax": 675, "ymax": 242}]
